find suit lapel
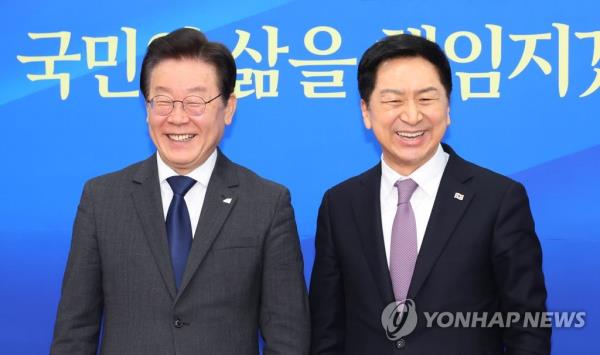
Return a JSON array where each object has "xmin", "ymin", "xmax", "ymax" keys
[
  {"xmin": 176, "ymin": 150, "xmax": 239, "ymax": 298},
  {"xmin": 408, "ymin": 144, "xmax": 475, "ymax": 299},
  {"xmin": 352, "ymin": 164, "xmax": 396, "ymax": 305},
  {"xmin": 131, "ymin": 154, "xmax": 177, "ymax": 300}
]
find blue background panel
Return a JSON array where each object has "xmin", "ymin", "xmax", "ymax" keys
[{"xmin": 1, "ymin": 1, "xmax": 598, "ymax": 353}]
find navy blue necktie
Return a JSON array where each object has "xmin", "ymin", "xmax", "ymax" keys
[{"xmin": 166, "ymin": 176, "xmax": 196, "ymax": 290}]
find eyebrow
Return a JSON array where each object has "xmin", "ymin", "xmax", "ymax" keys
[
  {"xmin": 379, "ymin": 87, "xmax": 440, "ymax": 96},
  {"xmin": 153, "ymin": 86, "xmax": 209, "ymax": 94},
  {"xmin": 185, "ymin": 86, "xmax": 209, "ymax": 93},
  {"xmin": 416, "ymin": 87, "xmax": 440, "ymax": 95}
]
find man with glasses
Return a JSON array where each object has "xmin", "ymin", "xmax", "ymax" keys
[{"xmin": 51, "ymin": 28, "xmax": 310, "ymax": 355}]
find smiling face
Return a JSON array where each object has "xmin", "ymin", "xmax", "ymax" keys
[
  {"xmin": 361, "ymin": 56, "xmax": 450, "ymax": 176},
  {"xmin": 146, "ymin": 58, "xmax": 236, "ymax": 175}
]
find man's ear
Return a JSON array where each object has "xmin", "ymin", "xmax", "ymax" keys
[
  {"xmin": 361, "ymin": 99, "xmax": 372, "ymax": 129},
  {"xmin": 224, "ymin": 94, "xmax": 237, "ymax": 125},
  {"xmin": 145, "ymin": 102, "xmax": 151, "ymax": 123}
]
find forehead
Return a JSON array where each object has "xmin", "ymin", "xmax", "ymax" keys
[
  {"xmin": 149, "ymin": 58, "xmax": 219, "ymax": 94},
  {"xmin": 374, "ymin": 56, "xmax": 444, "ymax": 92}
]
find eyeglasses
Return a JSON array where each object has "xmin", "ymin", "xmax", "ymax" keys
[{"xmin": 146, "ymin": 94, "xmax": 222, "ymax": 117}]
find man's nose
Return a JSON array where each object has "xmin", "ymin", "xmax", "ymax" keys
[
  {"xmin": 399, "ymin": 100, "xmax": 422, "ymax": 125},
  {"xmin": 167, "ymin": 102, "xmax": 190, "ymax": 124}
]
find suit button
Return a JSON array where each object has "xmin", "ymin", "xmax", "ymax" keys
[
  {"xmin": 396, "ymin": 338, "xmax": 406, "ymax": 349},
  {"xmin": 174, "ymin": 318, "xmax": 184, "ymax": 328}
]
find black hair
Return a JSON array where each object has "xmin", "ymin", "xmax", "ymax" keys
[
  {"xmin": 358, "ymin": 34, "xmax": 452, "ymax": 103},
  {"xmin": 140, "ymin": 28, "xmax": 236, "ymax": 102}
]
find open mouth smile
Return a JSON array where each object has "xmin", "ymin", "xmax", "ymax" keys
[
  {"xmin": 167, "ymin": 134, "xmax": 196, "ymax": 142},
  {"xmin": 395, "ymin": 130, "xmax": 425, "ymax": 139}
]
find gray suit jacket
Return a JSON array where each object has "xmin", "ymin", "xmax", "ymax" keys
[{"xmin": 51, "ymin": 150, "xmax": 310, "ymax": 355}]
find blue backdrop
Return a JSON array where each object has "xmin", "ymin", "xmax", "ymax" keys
[{"xmin": 1, "ymin": 1, "xmax": 598, "ymax": 353}]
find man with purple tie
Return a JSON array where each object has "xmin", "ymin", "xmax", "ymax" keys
[{"xmin": 309, "ymin": 34, "xmax": 550, "ymax": 354}]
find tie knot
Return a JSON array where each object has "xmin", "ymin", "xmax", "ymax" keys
[
  {"xmin": 394, "ymin": 179, "xmax": 418, "ymax": 204},
  {"xmin": 167, "ymin": 176, "xmax": 197, "ymax": 196}
]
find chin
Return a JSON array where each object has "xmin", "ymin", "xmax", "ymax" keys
[{"xmin": 173, "ymin": 159, "xmax": 197, "ymax": 168}]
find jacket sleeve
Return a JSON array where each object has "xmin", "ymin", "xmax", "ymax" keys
[
  {"xmin": 50, "ymin": 180, "xmax": 103, "ymax": 355},
  {"xmin": 492, "ymin": 181, "xmax": 551, "ymax": 355},
  {"xmin": 309, "ymin": 192, "xmax": 346, "ymax": 354},
  {"xmin": 259, "ymin": 187, "xmax": 311, "ymax": 355}
]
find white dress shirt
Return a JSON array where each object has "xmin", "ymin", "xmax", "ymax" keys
[
  {"xmin": 157, "ymin": 149, "xmax": 217, "ymax": 238},
  {"xmin": 380, "ymin": 144, "xmax": 449, "ymax": 266}
]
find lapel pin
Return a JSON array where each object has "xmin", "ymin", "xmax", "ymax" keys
[
  {"xmin": 222, "ymin": 197, "xmax": 232, "ymax": 204},
  {"xmin": 453, "ymin": 192, "xmax": 464, "ymax": 201}
]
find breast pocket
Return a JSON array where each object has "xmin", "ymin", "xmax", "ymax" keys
[{"xmin": 211, "ymin": 236, "xmax": 259, "ymax": 250}]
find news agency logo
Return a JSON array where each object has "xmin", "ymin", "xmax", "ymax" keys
[
  {"xmin": 380, "ymin": 299, "xmax": 418, "ymax": 341},
  {"xmin": 381, "ymin": 299, "xmax": 586, "ymax": 342}
]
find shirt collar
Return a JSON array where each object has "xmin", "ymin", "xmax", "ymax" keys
[
  {"xmin": 156, "ymin": 149, "xmax": 217, "ymax": 188},
  {"xmin": 381, "ymin": 144, "xmax": 449, "ymax": 198}
]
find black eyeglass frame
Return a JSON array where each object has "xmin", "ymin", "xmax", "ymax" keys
[{"xmin": 146, "ymin": 93, "xmax": 222, "ymax": 116}]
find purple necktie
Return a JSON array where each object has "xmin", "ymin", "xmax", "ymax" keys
[{"xmin": 390, "ymin": 178, "xmax": 418, "ymax": 303}]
